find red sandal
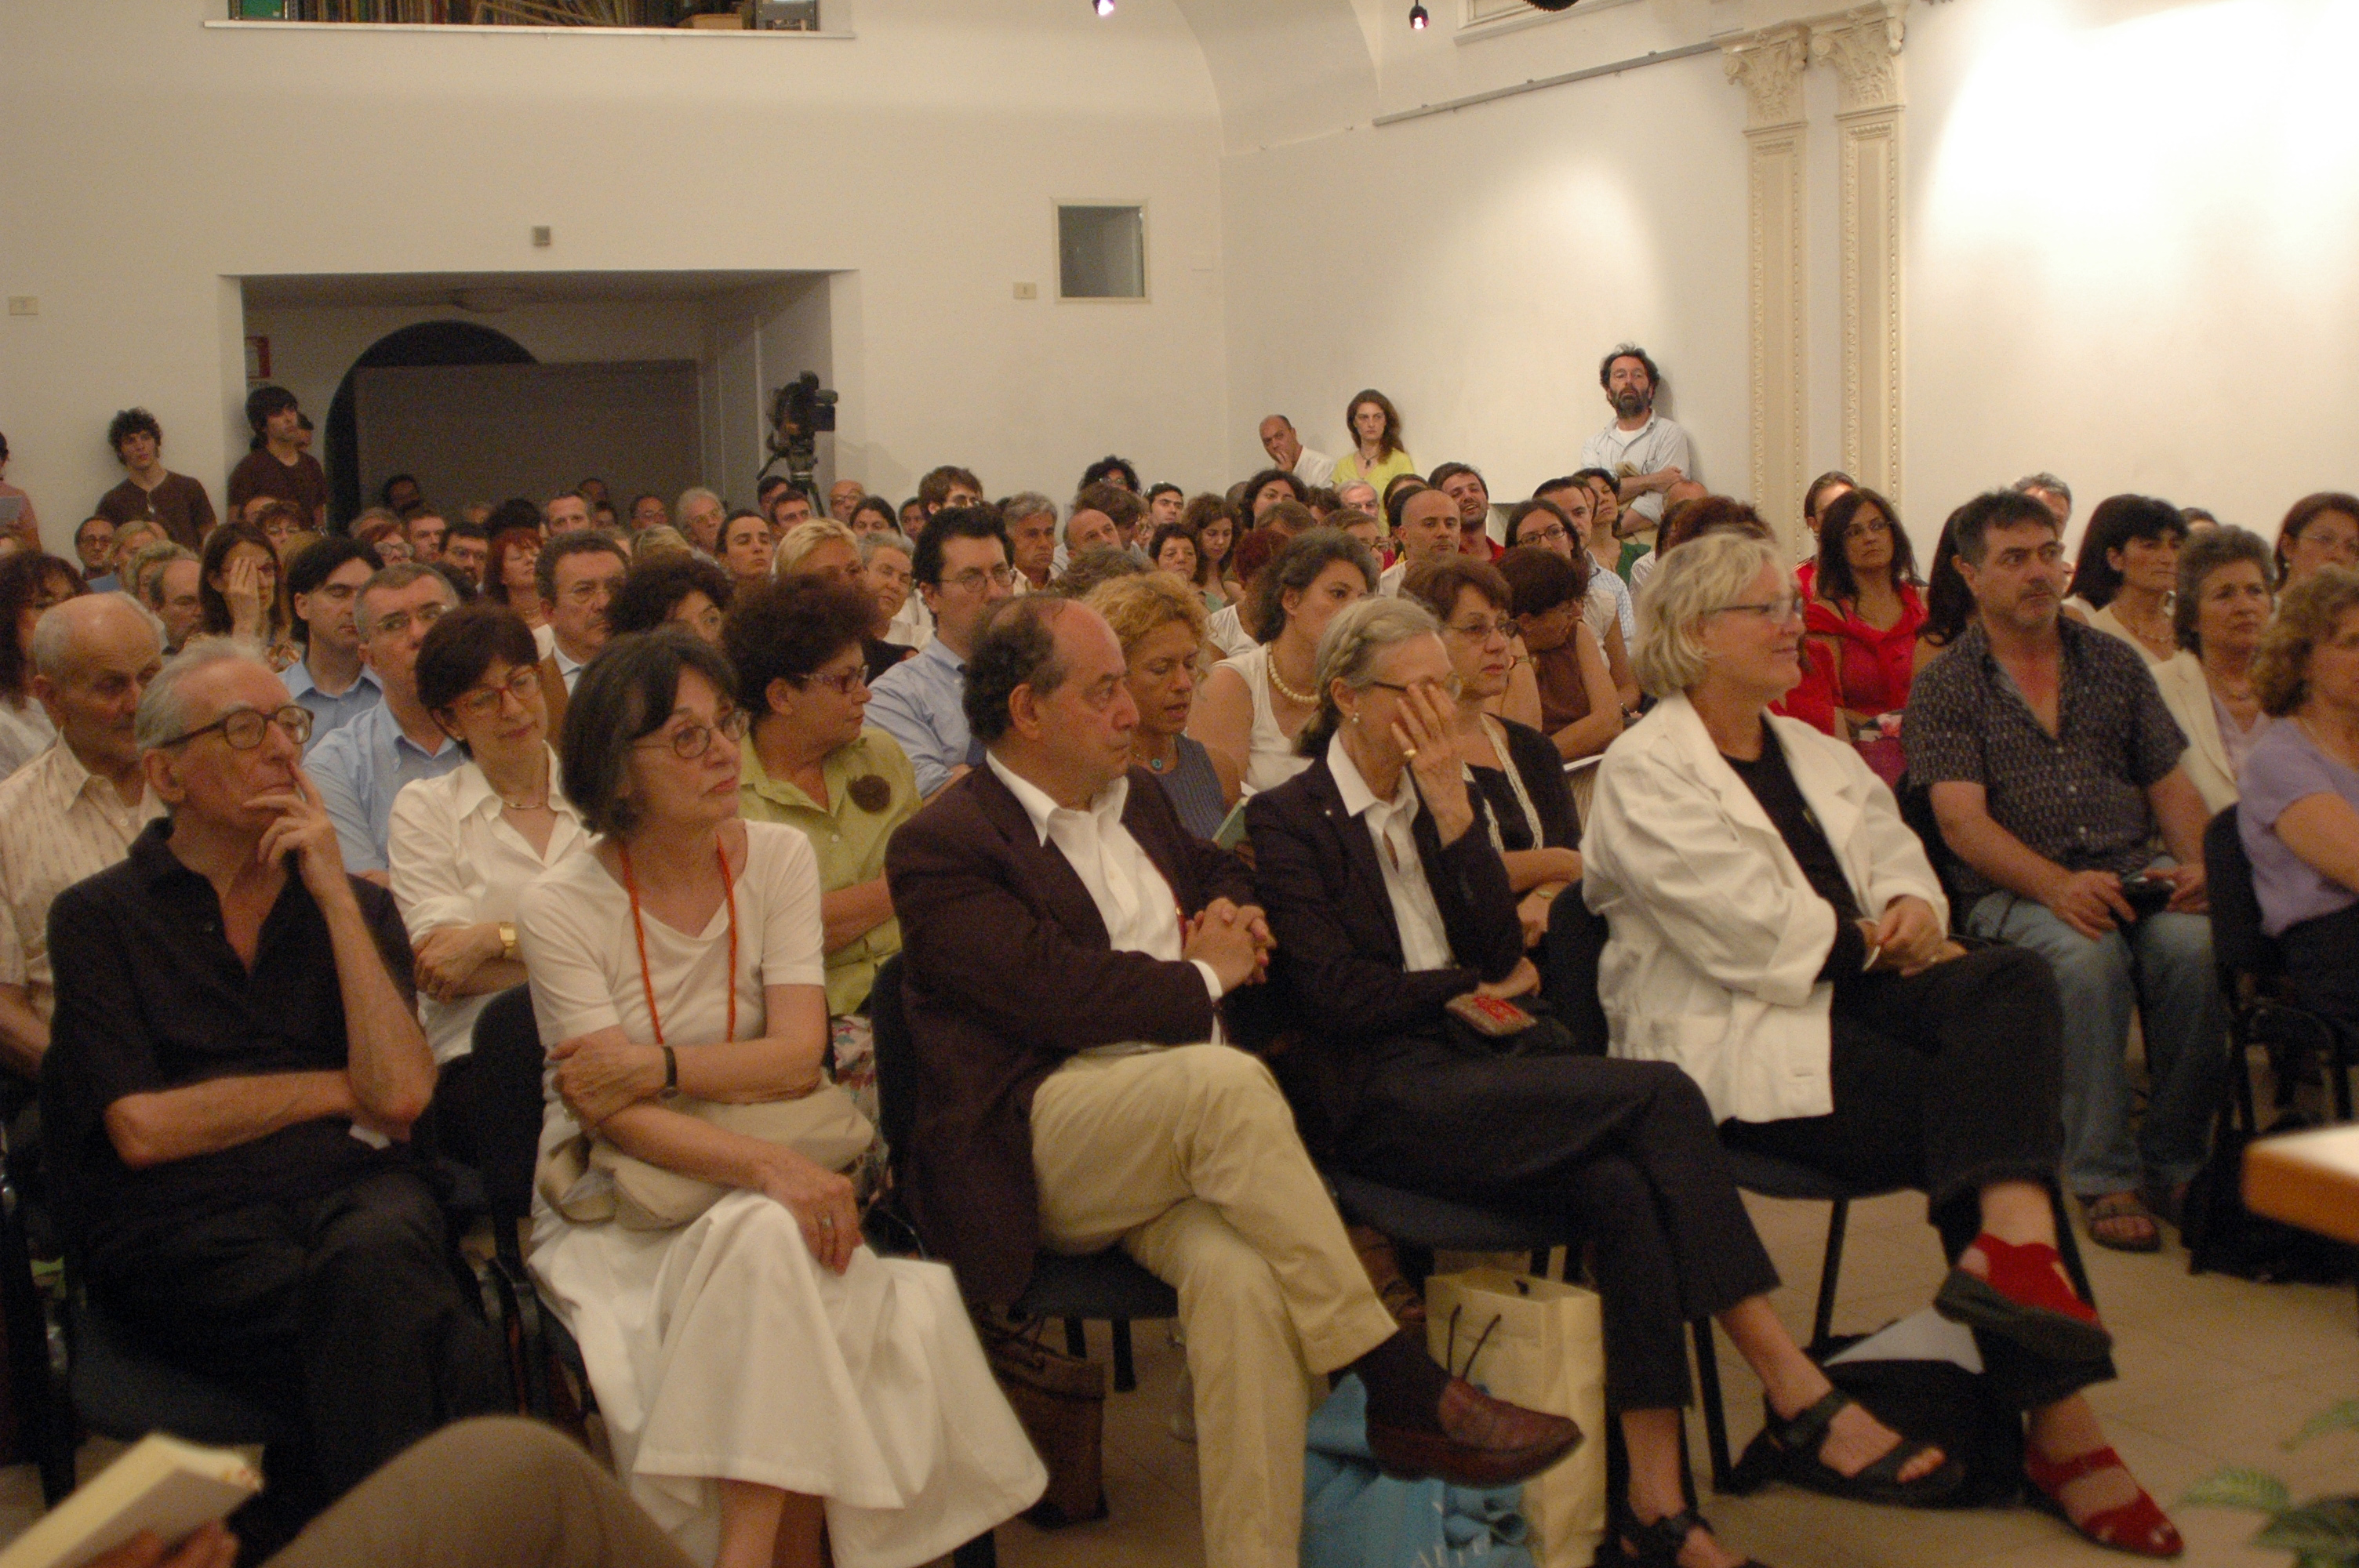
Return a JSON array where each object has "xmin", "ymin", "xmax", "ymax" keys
[
  {"xmin": 2023, "ymin": 1444, "xmax": 2183, "ymax": 1558},
  {"xmin": 1934, "ymin": 1233, "xmax": 2112, "ymax": 1363}
]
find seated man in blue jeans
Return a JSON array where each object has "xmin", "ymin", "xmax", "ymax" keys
[{"xmin": 1905, "ymin": 488, "xmax": 2227, "ymax": 1252}]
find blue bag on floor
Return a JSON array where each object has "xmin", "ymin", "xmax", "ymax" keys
[{"xmin": 1302, "ymin": 1375, "xmax": 1536, "ymax": 1568}]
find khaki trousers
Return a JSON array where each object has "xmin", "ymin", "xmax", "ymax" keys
[
  {"xmin": 1029, "ymin": 1044, "xmax": 1398, "ymax": 1568},
  {"xmin": 268, "ymin": 1417, "xmax": 697, "ymax": 1568}
]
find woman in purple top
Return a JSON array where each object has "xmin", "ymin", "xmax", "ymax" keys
[{"xmin": 2237, "ymin": 566, "xmax": 2359, "ymax": 1040}]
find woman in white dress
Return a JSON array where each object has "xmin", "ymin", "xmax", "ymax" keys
[
  {"xmin": 518, "ymin": 630, "xmax": 1045, "ymax": 1568},
  {"xmin": 1189, "ymin": 528, "xmax": 1376, "ymax": 799},
  {"xmin": 388, "ymin": 604, "xmax": 591, "ymax": 1153}
]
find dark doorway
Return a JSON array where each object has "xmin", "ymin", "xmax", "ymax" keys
[{"xmin": 325, "ymin": 321, "xmax": 533, "ymax": 528}]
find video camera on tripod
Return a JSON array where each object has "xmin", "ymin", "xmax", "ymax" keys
[{"xmin": 762, "ymin": 371, "xmax": 838, "ymax": 514}]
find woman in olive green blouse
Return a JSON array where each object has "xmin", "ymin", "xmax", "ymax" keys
[{"xmin": 722, "ymin": 574, "xmax": 918, "ymax": 1018}]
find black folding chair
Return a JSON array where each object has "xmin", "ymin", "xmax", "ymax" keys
[{"xmin": 2205, "ymin": 807, "xmax": 2349, "ymax": 1125}]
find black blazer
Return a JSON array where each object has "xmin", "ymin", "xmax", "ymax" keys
[
  {"xmin": 1245, "ymin": 753, "xmax": 1524, "ymax": 1143},
  {"xmin": 885, "ymin": 762, "xmax": 1255, "ymax": 1305}
]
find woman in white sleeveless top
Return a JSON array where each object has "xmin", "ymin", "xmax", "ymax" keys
[{"xmin": 1190, "ymin": 528, "xmax": 1378, "ymax": 798}]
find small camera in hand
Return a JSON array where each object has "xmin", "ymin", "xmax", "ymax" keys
[{"xmin": 2118, "ymin": 873, "xmax": 2175, "ymax": 920}]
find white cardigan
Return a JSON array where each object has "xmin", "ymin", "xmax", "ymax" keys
[
  {"xmin": 2148, "ymin": 652, "xmax": 2241, "ymax": 815},
  {"xmin": 1580, "ymin": 692, "xmax": 1947, "ymax": 1123}
]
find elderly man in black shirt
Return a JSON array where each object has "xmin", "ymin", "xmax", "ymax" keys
[
  {"xmin": 41, "ymin": 640, "xmax": 506, "ymax": 1549},
  {"xmin": 1905, "ymin": 490, "xmax": 2227, "ymax": 1254}
]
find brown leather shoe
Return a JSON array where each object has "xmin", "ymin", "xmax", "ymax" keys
[
  {"xmin": 1347, "ymin": 1224, "xmax": 1427, "ymax": 1329},
  {"xmin": 1365, "ymin": 1377, "xmax": 1581, "ymax": 1486}
]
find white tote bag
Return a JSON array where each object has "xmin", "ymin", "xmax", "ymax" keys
[{"xmin": 1426, "ymin": 1268, "xmax": 1608, "ymax": 1568}]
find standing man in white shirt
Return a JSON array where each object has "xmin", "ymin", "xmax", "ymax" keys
[
  {"xmin": 1577, "ymin": 345, "xmax": 1694, "ymax": 533},
  {"xmin": 1260, "ymin": 415, "xmax": 1337, "ymax": 491},
  {"xmin": 0, "ymin": 597, "xmax": 165, "ymax": 1081}
]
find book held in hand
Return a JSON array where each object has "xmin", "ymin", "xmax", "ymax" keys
[{"xmin": 0, "ymin": 1433, "xmax": 260, "ymax": 1568}]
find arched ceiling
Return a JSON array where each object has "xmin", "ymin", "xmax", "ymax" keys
[{"xmin": 1166, "ymin": 0, "xmax": 1379, "ymax": 153}]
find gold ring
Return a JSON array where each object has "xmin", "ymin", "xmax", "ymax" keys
[{"xmin": 1401, "ymin": 746, "xmax": 1419, "ymax": 760}]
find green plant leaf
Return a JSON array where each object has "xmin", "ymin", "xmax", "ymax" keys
[
  {"xmin": 2183, "ymin": 1467, "xmax": 2293, "ymax": 1514},
  {"xmin": 2288, "ymin": 1402, "xmax": 2359, "ymax": 1450},
  {"xmin": 2252, "ymin": 1497, "xmax": 2359, "ymax": 1556}
]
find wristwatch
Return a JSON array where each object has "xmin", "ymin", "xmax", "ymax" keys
[
  {"xmin": 660, "ymin": 1045, "xmax": 680, "ymax": 1102},
  {"xmin": 498, "ymin": 921, "xmax": 519, "ymax": 961}
]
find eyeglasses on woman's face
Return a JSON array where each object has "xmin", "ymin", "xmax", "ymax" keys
[
  {"xmin": 1445, "ymin": 614, "xmax": 1518, "ymax": 645},
  {"xmin": 1716, "ymin": 593, "xmax": 1805, "ymax": 624},
  {"xmin": 449, "ymin": 666, "xmax": 541, "ymax": 723},
  {"xmin": 798, "ymin": 663, "xmax": 867, "ymax": 697},
  {"xmin": 158, "ymin": 702, "xmax": 314, "ymax": 751},
  {"xmin": 1367, "ymin": 674, "xmax": 1465, "ymax": 700},
  {"xmin": 631, "ymin": 706, "xmax": 750, "ymax": 760}
]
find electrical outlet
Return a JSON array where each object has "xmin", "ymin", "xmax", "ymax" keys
[
  {"xmin": 531, "ymin": 226, "xmax": 552, "ymax": 248},
  {"xmin": 1012, "ymin": 281, "xmax": 1038, "ymax": 300},
  {"xmin": 5, "ymin": 298, "xmax": 35, "ymax": 317}
]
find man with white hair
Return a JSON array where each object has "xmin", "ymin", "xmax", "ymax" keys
[
  {"xmin": 40, "ymin": 641, "xmax": 507, "ymax": 1552},
  {"xmin": 676, "ymin": 486, "xmax": 727, "ymax": 556},
  {"xmin": 0, "ymin": 597, "xmax": 165, "ymax": 1082}
]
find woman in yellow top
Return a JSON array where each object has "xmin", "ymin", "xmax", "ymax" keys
[
  {"xmin": 724, "ymin": 573, "xmax": 918, "ymax": 1021},
  {"xmin": 1330, "ymin": 388, "xmax": 1419, "ymax": 499}
]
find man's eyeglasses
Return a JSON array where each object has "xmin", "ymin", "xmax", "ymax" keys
[
  {"xmin": 1717, "ymin": 595, "xmax": 1804, "ymax": 623},
  {"xmin": 157, "ymin": 702, "xmax": 314, "ymax": 751},
  {"xmin": 449, "ymin": 667, "xmax": 541, "ymax": 722},
  {"xmin": 798, "ymin": 667, "xmax": 867, "ymax": 696},
  {"xmin": 631, "ymin": 708, "xmax": 750, "ymax": 760},
  {"xmin": 369, "ymin": 601, "xmax": 451, "ymax": 640},
  {"xmin": 944, "ymin": 565, "xmax": 1015, "ymax": 593}
]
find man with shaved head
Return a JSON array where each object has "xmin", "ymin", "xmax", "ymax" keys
[{"xmin": 0, "ymin": 596, "xmax": 166, "ymax": 1081}]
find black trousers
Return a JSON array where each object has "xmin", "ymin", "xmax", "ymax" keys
[
  {"xmin": 1718, "ymin": 944, "xmax": 2114, "ymax": 1409},
  {"xmin": 90, "ymin": 1170, "xmax": 510, "ymax": 1548},
  {"xmin": 1338, "ymin": 1046, "xmax": 1781, "ymax": 1410},
  {"xmin": 2280, "ymin": 902, "xmax": 2359, "ymax": 1051}
]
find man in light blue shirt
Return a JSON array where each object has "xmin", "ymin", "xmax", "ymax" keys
[
  {"xmin": 283, "ymin": 536, "xmax": 385, "ymax": 752},
  {"xmin": 307, "ymin": 564, "xmax": 463, "ymax": 880},
  {"xmin": 865, "ymin": 506, "xmax": 1014, "ymax": 796}
]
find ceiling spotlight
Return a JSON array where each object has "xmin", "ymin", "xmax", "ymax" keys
[
  {"xmin": 1408, "ymin": 2, "xmax": 1428, "ymax": 27},
  {"xmin": 1093, "ymin": 0, "xmax": 1114, "ymax": 13}
]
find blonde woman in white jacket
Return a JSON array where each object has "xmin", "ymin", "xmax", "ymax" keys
[{"xmin": 1584, "ymin": 532, "xmax": 2182, "ymax": 1560}]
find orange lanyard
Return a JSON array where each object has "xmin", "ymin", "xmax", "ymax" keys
[{"xmin": 617, "ymin": 840, "xmax": 737, "ymax": 1048}]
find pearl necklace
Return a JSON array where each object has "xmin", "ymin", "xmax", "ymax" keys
[{"xmin": 1267, "ymin": 653, "xmax": 1318, "ymax": 707}]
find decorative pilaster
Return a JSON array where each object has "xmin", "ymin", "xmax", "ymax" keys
[
  {"xmin": 1813, "ymin": 1, "xmax": 1906, "ymax": 502},
  {"xmin": 1723, "ymin": 27, "xmax": 1811, "ymax": 548}
]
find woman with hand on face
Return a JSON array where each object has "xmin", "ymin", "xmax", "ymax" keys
[
  {"xmin": 198, "ymin": 520, "xmax": 296, "ymax": 670},
  {"xmin": 387, "ymin": 604, "xmax": 588, "ymax": 1156},
  {"xmin": 1190, "ymin": 528, "xmax": 1378, "ymax": 800},
  {"xmin": 519, "ymin": 631, "xmax": 1046, "ymax": 1568},
  {"xmin": 1586, "ymin": 532, "xmax": 2179, "ymax": 1561},
  {"xmin": 1250, "ymin": 596, "xmax": 1952, "ymax": 1568},
  {"xmin": 1403, "ymin": 556, "xmax": 1585, "ymax": 948},
  {"xmin": 2150, "ymin": 526, "xmax": 2277, "ymax": 813},
  {"xmin": 1087, "ymin": 571, "xmax": 1230, "ymax": 837},
  {"xmin": 1330, "ymin": 389, "xmax": 1418, "ymax": 499}
]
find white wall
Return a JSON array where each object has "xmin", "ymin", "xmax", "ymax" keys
[
  {"xmin": 1210, "ymin": 0, "xmax": 2359, "ymax": 554},
  {"xmin": 0, "ymin": 0, "xmax": 1227, "ymax": 554}
]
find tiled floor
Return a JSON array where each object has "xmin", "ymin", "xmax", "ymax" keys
[{"xmin": 2, "ymin": 1191, "xmax": 2347, "ymax": 1566}]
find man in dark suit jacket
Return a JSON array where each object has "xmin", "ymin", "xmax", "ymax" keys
[
  {"xmin": 885, "ymin": 597, "xmax": 1576, "ymax": 1568},
  {"xmin": 534, "ymin": 531, "xmax": 629, "ymax": 739}
]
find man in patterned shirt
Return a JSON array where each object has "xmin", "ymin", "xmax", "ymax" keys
[
  {"xmin": 0, "ymin": 597, "xmax": 165, "ymax": 1086},
  {"xmin": 1904, "ymin": 488, "xmax": 2226, "ymax": 1254}
]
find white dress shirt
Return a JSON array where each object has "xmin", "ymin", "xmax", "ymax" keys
[
  {"xmin": 984, "ymin": 753, "xmax": 1225, "ymax": 1028},
  {"xmin": 387, "ymin": 749, "xmax": 590, "ymax": 1063},
  {"xmin": 1578, "ymin": 414, "xmax": 1695, "ymax": 528},
  {"xmin": 1326, "ymin": 733, "xmax": 1453, "ymax": 973},
  {"xmin": 1292, "ymin": 445, "xmax": 1338, "ymax": 490},
  {"xmin": 0, "ymin": 741, "xmax": 165, "ymax": 1016}
]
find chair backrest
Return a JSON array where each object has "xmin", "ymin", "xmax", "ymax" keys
[
  {"xmin": 867, "ymin": 954, "xmax": 918, "ymax": 1178},
  {"xmin": 468, "ymin": 985, "xmax": 547, "ymax": 1225},
  {"xmin": 1894, "ymin": 771, "xmax": 1968, "ymax": 927},
  {"xmin": 2203, "ymin": 805, "xmax": 2280, "ymax": 983},
  {"xmin": 1546, "ymin": 886, "xmax": 1612, "ymax": 1055}
]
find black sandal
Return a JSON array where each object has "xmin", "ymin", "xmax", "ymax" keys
[
  {"xmin": 1619, "ymin": 1507, "xmax": 1768, "ymax": 1567},
  {"xmin": 1747, "ymin": 1388, "xmax": 1967, "ymax": 1508}
]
